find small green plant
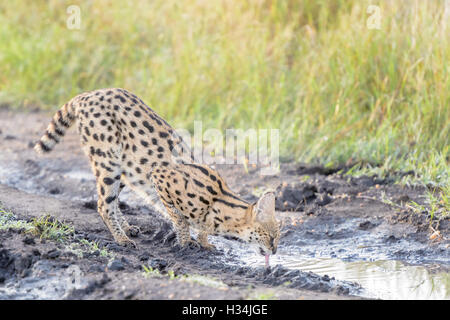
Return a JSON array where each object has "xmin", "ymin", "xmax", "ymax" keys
[
  {"xmin": 28, "ymin": 214, "xmax": 74, "ymax": 242},
  {"xmin": 440, "ymin": 186, "xmax": 450, "ymax": 218},
  {"xmin": 248, "ymin": 291, "xmax": 276, "ymax": 300},
  {"xmin": 167, "ymin": 269, "xmax": 178, "ymax": 280},
  {"xmin": 380, "ymin": 188, "xmax": 449, "ymax": 225},
  {"xmin": 409, "ymin": 188, "xmax": 450, "ymax": 222},
  {"xmin": 67, "ymin": 239, "xmax": 114, "ymax": 259},
  {"xmin": 299, "ymin": 175, "xmax": 311, "ymax": 182},
  {"xmin": 0, "ymin": 206, "xmax": 35, "ymax": 232},
  {"xmin": 142, "ymin": 265, "xmax": 162, "ymax": 277}
]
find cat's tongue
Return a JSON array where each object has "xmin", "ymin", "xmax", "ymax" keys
[{"xmin": 265, "ymin": 254, "xmax": 270, "ymax": 268}]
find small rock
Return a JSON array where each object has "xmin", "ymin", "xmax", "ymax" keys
[
  {"xmin": 358, "ymin": 220, "xmax": 377, "ymax": 230},
  {"xmin": 107, "ymin": 259, "xmax": 125, "ymax": 271},
  {"xmin": 147, "ymin": 258, "xmax": 167, "ymax": 271},
  {"xmin": 138, "ymin": 252, "xmax": 151, "ymax": 262},
  {"xmin": 45, "ymin": 249, "xmax": 61, "ymax": 259},
  {"xmin": 270, "ymin": 265, "xmax": 286, "ymax": 277},
  {"xmin": 49, "ymin": 188, "xmax": 61, "ymax": 195},
  {"xmin": 23, "ymin": 237, "xmax": 35, "ymax": 245},
  {"xmin": 385, "ymin": 235, "xmax": 399, "ymax": 243},
  {"xmin": 88, "ymin": 264, "xmax": 105, "ymax": 273},
  {"xmin": 105, "ymin": 243, "xmax": 122, "ymax": 252},
  {"xmin": 316, "ymin": 193, "xmax": 332, "ymax": 206},
  {"xmin": 234, "ymin": 267, "xmax": 246, "ymax": 275},
  {"xmin": 394, "ymin": 194, "xmax": 410, "ymax": 203},
  {"xmin": 83, "ymin": 201, "xmax": 97, "ymax": 211},
  {"xmin": 120, "ymin": 256, "xmax": 131, "ymax": 265}
]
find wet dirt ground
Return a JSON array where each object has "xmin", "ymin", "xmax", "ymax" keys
[{"xmin": 0, "ymin": 108, "xmax": 448, "ymax": 300}]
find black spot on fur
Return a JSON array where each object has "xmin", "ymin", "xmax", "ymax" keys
[
  {"xmin": 143, "ymin": 121, "xmax": 154, "ymax": 133},
  {"xmin": 114, "ymin": 95, "xmax": 126, "ymax": 103},
  {"xmin": 199, "ymin": 196, "xmax": 210, "ymax": 205},
  {"xmin": 206, "ymin": 186, "xmax": 218, "ymax": 195},
  {"xmin": 103, "ymin": 177, "xmax": 114, "ymax": 185},
  {"xmin": 105, "ymin": 196, "xmax": 116, "ymax": 204},
  {"xmin": 193, "ymin": 179, "xmax": 205, "ymax": 188}
]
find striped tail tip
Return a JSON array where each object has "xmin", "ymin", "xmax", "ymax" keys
[{"xmin": 34, "ymin": 140, "xmax": 52, "ymax": 154}]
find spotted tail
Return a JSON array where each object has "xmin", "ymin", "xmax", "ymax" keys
[{"xmin": 34, "ymin": 99, "xmax": 78, "ymax": 153}]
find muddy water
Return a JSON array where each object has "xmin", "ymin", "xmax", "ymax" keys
[
  {"xmin": 209, "ymin": 234, "xmax": 449, "ymax": 300},
  {"xmin": 243, "ymin": 252, "xmax": 449, "ymax": 300},
  {"xmin": 207, "ymin": 212, "xmax": 449, "ymax": 299}
]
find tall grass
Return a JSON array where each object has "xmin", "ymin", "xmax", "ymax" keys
[{"xmin": 0, "ymin": 0, "xmax": 448, "ymax": 186}]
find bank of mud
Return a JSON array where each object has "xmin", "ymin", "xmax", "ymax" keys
[{"xmin": 0, "ymin": 109, "xmax": 448, "ymax": 299}]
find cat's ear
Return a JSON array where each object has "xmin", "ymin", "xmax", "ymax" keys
[{"xmin": 254, "ymin": 191, "xmax": 275, "ymax": 222}]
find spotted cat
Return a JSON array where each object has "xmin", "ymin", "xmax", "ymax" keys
[{"xmin": 35, "ymin": 88, "xmax": 280, "ymax": 256}]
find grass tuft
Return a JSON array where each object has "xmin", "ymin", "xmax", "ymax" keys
[
  {"xmin": 0, "ymin": 206, "xmax": 35, "ymax": 232},
  {"xmin": 28, "ymin": 214, "xmax": 74, "ymax": 242}
]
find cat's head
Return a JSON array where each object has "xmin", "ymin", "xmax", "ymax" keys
[{"xmin": 246, "ymin": 191, "xmax": 281, "ymax": 255}]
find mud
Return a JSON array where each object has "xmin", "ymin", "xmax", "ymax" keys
[{"xmin": 0, "ymin": 109, "xmax": 448, "ymax": 300}]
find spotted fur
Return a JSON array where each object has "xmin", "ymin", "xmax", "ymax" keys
[{"xmin": 35, "ymin": 88, "xmax": 280, "ymax": 253}]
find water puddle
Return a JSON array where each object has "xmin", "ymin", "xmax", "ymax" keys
[{"xmin": 244, "ymin": 252, "xmax": 449, "ymax": 299}]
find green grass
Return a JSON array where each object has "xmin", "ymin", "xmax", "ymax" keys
[
  {"xmin": 68, "ymin": 238, "xmax": 115, "ymax": 259},
  {"xmin": 0, "ymin": 206, "xmax": 117, "ymax": 257},
  {"xmin": 0, "ymin": 206, "xmax": 35, "ymax": 232},
  {"xmin": 0, "ymin": 1, "xmax": 448, "ymax": 190},
  {"xmin": 409, "ymin": 185, "xmax": 450, "ymax": 220},
  {"xmin": 28, "ymin": 214, "xmax": 75, "ymax": 242},
  {"xmin": 0, "ymin": 207, "xmax": 74, "ymax": 241},
  {"xmin": 248, "ymin": 290, "xmax": 276, "ymax": 300},
  {"xmin": 142, "ymin": 265, "xmax": 162, "ymax": 278}
]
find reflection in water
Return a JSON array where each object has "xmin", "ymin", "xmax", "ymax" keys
[{"xmin": 245, "ymin": 253, "xmax": 449, "ymax": 300}]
